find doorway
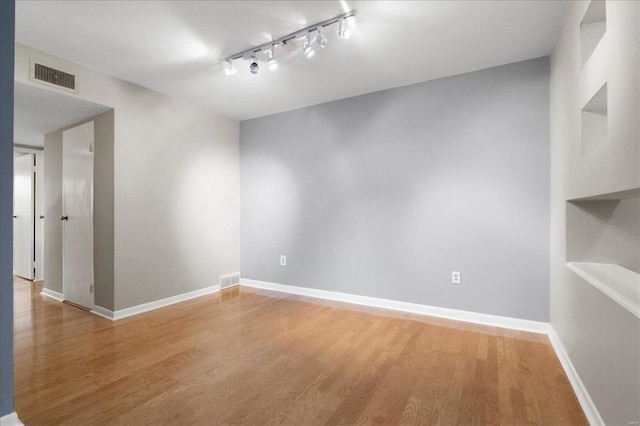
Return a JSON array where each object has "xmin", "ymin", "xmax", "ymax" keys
[
  {"xmin": 13, "ymin": 82, "xmax": 111, "ymax": 310},
  {"xmin": 13, "ymin": 152, "xmax": 34, "ymax": 280},
  {"xmin": 12, "ymin": 146, "xmax": 43, "ymax": 282}
]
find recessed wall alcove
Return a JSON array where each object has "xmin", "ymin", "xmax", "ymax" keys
[
  {"xmin": 566, "ymin": 190, "xmax": 640, "ymax": 318},
  {"xmin": 581, "ymin": 83, "xmax": 608, "ymax": 156},
  {"xmin": 580, "ymin": 0, "xmax": 606, "ymax": 69}
]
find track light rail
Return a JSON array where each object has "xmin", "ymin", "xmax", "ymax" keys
[{"xmin": 224, "ymin": 10, "xmax": 356, "ymax": 62}]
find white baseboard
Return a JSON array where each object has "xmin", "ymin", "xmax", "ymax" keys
[
  {"xmin": 0, "ymin": 412, "xmax": 24, "ymax": 426},
  {"xmin": 240, "ymin": 278, "xmax": 550, "ymax": 334},
  {"xmin": 40, "ymin": 288, "xmax": 64, "ymax": 302},
  {"xmin": 42, "ymin": 286, "xmax": 221, "ymax": 321},
  {"xmin": 90, "ymin": 305, "xmax": 115, "ymax": 320},
  {"xmin": 548, "ymin": 328, "xmax": 604, "ymax": 426},
  {"xmin": 109, "ymin": 285, "xmax": 221, "ymax": 321}
]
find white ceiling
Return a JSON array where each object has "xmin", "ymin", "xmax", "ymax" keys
[
  {"xmin": 14, "ymin": 82, "xmax": 110, "ymax": 147},
  {"xmin": 15, "ymin": 1, "xmax": 566, "ymax": 121}
]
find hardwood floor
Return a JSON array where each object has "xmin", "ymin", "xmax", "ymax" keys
[{"xmin": 13, "ymin": 277, "xmax": 587, "ymax": 425}]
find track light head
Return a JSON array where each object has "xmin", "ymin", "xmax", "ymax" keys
[
  {"xmin": 337, "ymin": 18, "xmax": 351, "ymax": 39},
  {"xmin": 316, "ymin": 26, "xmax": 327, "ymax": 48},
  {"xmin": 267, "ymin": 49, "xmax": 278, "ymax": 71},
  {"xmin": 302, "ymin": 33, "xmax": 315, "ymax": 58},
  {"xmin": 249, "ymin": 56, "xmax": 259, "ymax": 74},
  {"xmin": 224, "ymin": 59, "xmax": 237, "ymax": 76}
]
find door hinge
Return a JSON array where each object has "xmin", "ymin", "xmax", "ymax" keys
[
  {"xmin": 90, "ymin": 284, "xmax": 94, "ymax": 293},
  {"xmin": 89, "ymin": 145, "xmax": 93, "ymax": 153}
]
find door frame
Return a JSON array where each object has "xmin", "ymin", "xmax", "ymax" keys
[
  {"xmin": 61, "ymin": 121, "xmax": 95, "ymax": 310},
  {"xmin": 13, "ymin": 144, "xmax": 45, "ymax": 281},
  {"xmin": 13, "ymin": 151, "xmax": 34, "ymax": 280},
  {"xmin": 14, "ymin": 145, "xmax": 44, "ymax": 281}
]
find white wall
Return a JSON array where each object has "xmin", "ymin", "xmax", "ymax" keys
[
  {"xmin": 550, "ymin": 1, "xmax": 639, "ymax": 424},
  {"xmin": 17, "ymin": 43, "xmax": 240, "ymax": 311}
]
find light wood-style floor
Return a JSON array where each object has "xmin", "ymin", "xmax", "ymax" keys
[{"xmin": 13, "ymin": 277, "xmax": 587, "ymax": 425}]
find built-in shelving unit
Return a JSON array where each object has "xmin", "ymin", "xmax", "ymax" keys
[
  {"xmin": 567, "ymin": 262, "xmax": 639, "ymax": 318},
  {"xmin": 567, "ymin": 0, "xmax": 640, "ymax": 325},
  {"xmin": 581, "ymin": 83, "xmax": 608, "ymax": 156},
  {"xmin": 580, "ymin": 0, "xmax": 606, "ymax": 69},
  {"xmin": 560, "ymin": 1, "xmax": 639, "ymax": 423}
]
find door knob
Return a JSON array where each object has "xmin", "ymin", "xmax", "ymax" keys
[
  {"xmin": 13, "ymin": 215, "xmax": 17, "ymax": 219},
  {"xmin": 39, "ymin": 215, "xmax": 44, "ymax": 219},
  {"xmin": 61, "ymin": 215, "xmax": 69, "ymax": 221}
]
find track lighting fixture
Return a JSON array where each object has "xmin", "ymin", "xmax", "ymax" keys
[
  {"xmin": 267, "ymin": 49, "xmax": 278, "ymax": 70},
  {"xmin": 249, "ymin": 56, "xmax": 259, "ymax": 74},
  {"xmin": 337, "ymin": 18, "xmax": 351, "ymax": 39},
  {"xmin": 316, "ymin": 26, "xmax": 327, "ymax": 48},
  {"xmin": 223, "ymin": 10, "xmax": 355, "ymax": 76},
  {"xmin": 302, "ymin": 33, "xmax": 315, "ymax": 58},
  {"xmin": 224, "ymin": 59, "xmax": 237, "ymax": 76}
]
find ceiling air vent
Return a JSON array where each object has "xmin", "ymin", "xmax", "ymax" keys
[{"xmin": 30, "ymin": 61, "xmax": 77, "ymax": 92}]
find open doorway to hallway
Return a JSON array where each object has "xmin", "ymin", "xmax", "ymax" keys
[
  {"xmin": 12, "ymin": 147, "xmax": 43, "ymax": 283},
  {"xmin": 13, "ymin": 81, "xmax": 110, "ymax": 306}
]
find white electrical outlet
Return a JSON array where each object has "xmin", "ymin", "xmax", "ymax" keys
[
  {"xmin": 452, "ymin": 271, "xmax": 461, "ymax": 284},
  {"xmin": 280, "ymin": 255, "xmax": 287, "ymax": 266}
]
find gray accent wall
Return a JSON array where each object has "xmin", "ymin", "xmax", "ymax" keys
[
  {"xmin": 0, "ymin": 0, "xmax": 14, "ymax": 417},
  {"xmin": 241, "ymin": 57, "xmax": 551, "ymax": 322}
]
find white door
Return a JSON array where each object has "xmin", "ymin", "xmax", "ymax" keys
[
  {"xmin": 13, "ymin": 153, "xmax": 34, "ymax": 280},
  {"xmin": 62, "ymin": 122, "xmax": 94, "ymax": 309}
]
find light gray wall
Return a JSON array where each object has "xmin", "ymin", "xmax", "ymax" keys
[
  {"xmin": 241, "ymin": 57, "xmax": 551, "ymax": 322},
  {"xmin": 18, "ymin": 44, "xmax": 241, "ymax": 311},
  {"xmin": 43, "ymin": 128, "xmax": 62, "ymax": 294},
  {"xmin": 44, "ymin": 110, "xmax": 115, "ymax": 309},
  {"xmin": 550, "ymin": 1, "xmax": 639, "ymax": 424},
  {"xmin": 0, "ymin": 0, "xmax": 14, "ymax": 417},
  {"xmin": 111, "ymin": 98, "xmax": 239, "ymax": 310},
  {"xmin": 93, "ymin": 110, "xmax": 114, "ymax": 310}
]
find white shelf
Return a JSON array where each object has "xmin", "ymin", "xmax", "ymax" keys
[
  {"xmin": 567, "ymin": 262, "xmax": 640, "ymax": 318},
  {"xmin": 568, "ymin": 187, "xmax": 640, "ymax": 201}
]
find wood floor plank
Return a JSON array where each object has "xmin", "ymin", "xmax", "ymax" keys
[{"xmin": 12, "ymin": 277, "xmax": 588, "ymax": 425}]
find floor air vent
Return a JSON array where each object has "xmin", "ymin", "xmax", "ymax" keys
[
  {"xmin": 220, "ymin": 272, "xmax": 241, "ymax": 289},
  {"xmin": 31, "ymin": 61, "xmax": 76, "ymax": 92}
]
